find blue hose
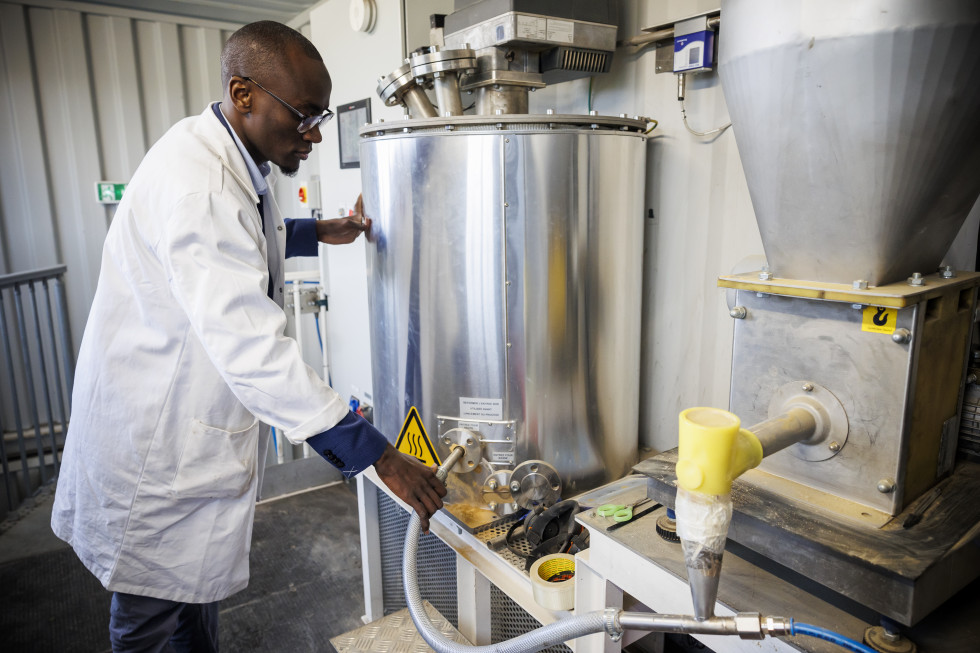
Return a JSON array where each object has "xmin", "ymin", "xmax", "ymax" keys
[{"xmin": 792, "ymin": 622, "xmax": 877, "ymax": 653}]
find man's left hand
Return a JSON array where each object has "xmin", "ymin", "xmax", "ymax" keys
[{"xmin": 315, "ymin": 195, "xmax": 371, "ymax": 244}]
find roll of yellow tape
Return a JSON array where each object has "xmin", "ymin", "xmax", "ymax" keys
[{"xmin": 529, "ymin": 553, "xmax": 575, "ymax": 611}]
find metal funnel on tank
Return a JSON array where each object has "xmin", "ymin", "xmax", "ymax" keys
[{"xmin": 719, "ymin": 0, "xmax": 980, "ymax": 286}]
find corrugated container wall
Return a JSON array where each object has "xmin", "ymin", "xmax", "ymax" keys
[
  {"xmin": 0, "ymin": 0, "xmax": 239, "ymax": 425},
  {"xmin": 0, "ymin": 1, "xmax": 238, "ymax": 349}
]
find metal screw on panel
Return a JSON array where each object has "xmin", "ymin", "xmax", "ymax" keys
[
  {"xmin": 852, "ymin": 304, "xmax": 864, "ymax": 310},
  {"xmin": 379, "ymin": 118, "xmax": 385, "ymax": 123},
  {"xmin": 877, "ymin": 479, "xmax": 896, "ymax": 494},
  {"xmin": 546, "ymin": 109, "xmax": 555, "ymax": 115},
  {"xmin": 488, "ymin": 502, "xmax": 498, "ymax": 510},
  {"xmin": 759, "ymin": 266, "xmax": 773, "ymax": 281},
  {"xmin": 590, "ymin": 110, "xmax": 599, "ymax": 116},
  {"xmin": 756, "ymin": 292, "xmax": 766, "ymax": 298},
  {"xmin": 907, "ymin": 272, "xmax": 924, "ymax": 286},
  {"xmin": 828, "ymin": 441, "xmax": 841, "ymax": 453},
  {"xmin": 443, "ymin": 437, "xmax": 451, "ymax": 445},
  {"xmin": 511, "ymin": 503, "xmax": 520, "ymax": 510},
  {"xmin": 488, "ymin": 479, "xmax": 498, "ymax": 490},
  {"xmin": 941, "ymin": 265, "xmax": 956, "ymax": 279},
  {"xmin": 504, "ymin": 202, "xmax": 509, "ymax": 207},
  {"xmin": 892, "ymin": 328, "xmax": 912, "ymax": 344},
  {"xmin": 852, "ymin": 280, "xmax": 868, "ymax": 290},
  {"xmin": 504, "ymin": 138, "xmax": 510, "ymax": 143},
  {"xmin": 730, "ymin": 306, "xmax": 747, "ymax": 319},
  {"xmin": 619, "ymin": 113, "xmax": 627, "ymax": 118},
  {"xmin": 466, "ymin": 437, "xmax": 474, "ymax": 446},
  {"xmin": 510, "ymin": 481, "xmax": 521, "ymax": 492},
  {"xmin": 802, "ymin": 383, "xmax": 814, "ymax": 392}
]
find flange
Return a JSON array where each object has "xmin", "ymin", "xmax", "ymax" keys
[
  {"xmin": 769, "ymin": 381, "xmax": 849, "ymax": 462},
  {"xmin": 510, "ymin": 460, "xmax": 561, "ymax": 509}
]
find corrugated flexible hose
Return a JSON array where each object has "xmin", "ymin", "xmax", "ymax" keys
[
  {"xmin": 402, "ymin": 508, "xmax": 614, "ymax": 653},
  {"xmin": 402, "ymin": 446, "xmax": 615, "ymax": 653}
]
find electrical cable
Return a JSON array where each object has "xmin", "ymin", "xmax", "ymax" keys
[
  {"xmin": 680, "ymin": 100, "xmax": 731, "ymax": 137},
  {"xmin": 791, "ymin": 622, "xmax": 878, "ymax": 653},
  {"xmin": 313, "ymin": 313, "xmax": 324, "ymax": 352},
  {"xmin": 588, "ymin": 76, "xmax": 593, "ymax": 112}
]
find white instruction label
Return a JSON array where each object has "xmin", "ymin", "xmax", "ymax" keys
[
  {"xmin": 460, "ymin": 397, "xmax": 503, "ymax": 421},
  {"xmin": 517, "ymin": 15, "xmax": 547, "ymax": 40},
  {"xmin": 546, "ymin": 19, "xmax": 574, "ymax": 43},
  {"xmin": 458, "ymin": 421, "xmax": 480, "ymax": 431},
  {"xmin": 491, "ymin": 449, "xmax": 516, "ymax": 464}
]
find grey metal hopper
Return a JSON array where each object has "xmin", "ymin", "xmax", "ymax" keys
[{"xmin": 719, "ymin": 0, "xmax": 980, "ymax": 286}]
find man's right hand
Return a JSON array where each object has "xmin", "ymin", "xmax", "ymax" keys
[{"xmin": 373, "ymin": 444, "xmax": 447, "ymax": 533}]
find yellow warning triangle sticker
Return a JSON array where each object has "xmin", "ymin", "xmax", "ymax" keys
[{"xmin": 394, "ymin": 406, "xmax": 441, "ymax": 466}]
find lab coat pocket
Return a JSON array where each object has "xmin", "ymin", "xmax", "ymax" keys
[{"xmin": 171, "ymin": 417, "xmax": 259, "ymax": 499}]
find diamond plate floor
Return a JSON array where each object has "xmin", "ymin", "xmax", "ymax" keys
[{"xmin": 330, "ymin": 601, "xmax": 471, "ymax": 653}]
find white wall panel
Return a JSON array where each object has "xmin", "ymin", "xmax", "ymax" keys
[
  {"xmin": 0, "ymin": 3, "xmax": 59, "ymax": 274},
  {"xmin": 88, "ymin": 14, "xmax": 147, "ymax": 181},
  {"xmin": 0, "ymin": 0, "xmax": 239, "ymax": 354},
  {"xmin": 30, "ymin": 6, "xmax": 109, "ymax": 351},
  {"xmin": 181, "ymin": 25, "xmax": 225, "ymax": 114}
]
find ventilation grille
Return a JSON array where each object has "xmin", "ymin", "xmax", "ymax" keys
[
  {"xmin": 560, "ymin": 48, "xmax": 609, "ymax": 73},
  {"xmin": 960, "ymin": 381, "xmax": 980, "ymax": 461},
  {"xmin": 490, "ymin": 585, "xmax": 572, "ymax": 653},
  {"xmin": 378, "ymin": 489, "xmax": 459, "ymax": 627}
]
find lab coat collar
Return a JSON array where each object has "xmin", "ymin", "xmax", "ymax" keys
[
  {"xmin": 195, "ymin": 104, "xmax": 261, "ymax": 206},
  {"xmin": 211, "ymin": 102, "xmax": 272, "ymax": 197}
]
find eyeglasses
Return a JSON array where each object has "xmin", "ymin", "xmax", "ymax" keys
[{"xmin": 242, "ymin": 76, "xmax": 334, "ymax": 134}]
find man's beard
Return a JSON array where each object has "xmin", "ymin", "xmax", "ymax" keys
[{"xmin": 279, "ymin": 164, "xmax": 299, "ymax": 177}]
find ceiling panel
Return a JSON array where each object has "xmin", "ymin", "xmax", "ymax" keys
[{"xmin": 70, "ymin": 0, "xmax": 320, "ymax": 25}]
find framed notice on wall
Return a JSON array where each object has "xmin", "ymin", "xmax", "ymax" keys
[{"xmin": 337, "ymin": 98, "xmax": 371, "ymax": 169}]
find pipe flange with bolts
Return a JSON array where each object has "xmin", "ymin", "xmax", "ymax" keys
[
  {"xmin": 441, "ymin": 428, "xmax": 482, "ymax": 472},
  {"xmin": 509, "ymin": 460, "xmax": 562, "ymax": 509},
  {"xmin": 766, "ymin": 381, "xmax": 849, "ymax": 462}
]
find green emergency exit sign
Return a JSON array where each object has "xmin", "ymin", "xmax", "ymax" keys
[{"xmin": 95, "ymin": 182, "xmax": 126, "ymax": 204}]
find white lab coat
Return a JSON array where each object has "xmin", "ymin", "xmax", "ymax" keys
[{"xmin": 51, "ymin": 105, "xmax": 349, "ymax": 603}]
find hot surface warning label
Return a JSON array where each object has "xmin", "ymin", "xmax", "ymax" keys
[{"xmin": 394, "ymin": 406, "xmax": 441, "ymax": 466}]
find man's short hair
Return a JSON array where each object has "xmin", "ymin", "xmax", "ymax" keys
[{"xmin": 221, "ymin": 21, "xmax": 323, "ymax": 88}]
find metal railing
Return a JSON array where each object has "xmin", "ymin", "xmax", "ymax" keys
[{"xmin": 0, "ymin": 265, "xmax": 74, "ymax": 517}]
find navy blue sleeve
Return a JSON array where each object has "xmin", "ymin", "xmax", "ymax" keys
[
  {"xmin": 306, "ymin": 411, "xmax": 390, "ymax": 478},
  {"xmin": 284, "ymin": 218, "xmax": 319, "ymax": 258}
]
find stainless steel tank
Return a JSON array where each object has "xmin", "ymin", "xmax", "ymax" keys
[
  {"xmin": 360, "ymin": 115, "xmax": 647, "ymax": 526},
  {"xmin": 720, "ymin": 0, "xmax": 980, "ymax": 286}
]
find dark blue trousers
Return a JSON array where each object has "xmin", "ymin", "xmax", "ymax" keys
[{"xmin": 109, "ymin": 592, "xmax": 219, "ymax": 653}]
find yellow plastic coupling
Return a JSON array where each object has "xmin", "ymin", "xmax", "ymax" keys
[{"xmin": 675, "ymin": 407, "xmax": 763, "ymax": 495}]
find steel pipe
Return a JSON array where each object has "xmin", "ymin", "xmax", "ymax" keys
[{"xmin": 749, "ymin": 407, "xmax": 818, "ymax": 458}]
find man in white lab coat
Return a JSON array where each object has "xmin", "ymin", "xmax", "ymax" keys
[{"xmin": 50, "ymin": 21, "xmax": 445, "ymax": 652}]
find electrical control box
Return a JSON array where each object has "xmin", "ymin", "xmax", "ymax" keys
[{"xmin": 673, "ymin": 15, "xmax": 715, "ymax": 73}]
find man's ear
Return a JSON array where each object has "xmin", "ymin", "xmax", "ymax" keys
[{"xmin": 228, "ymin": 77, "xmax": 252, "ymax": 114}]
